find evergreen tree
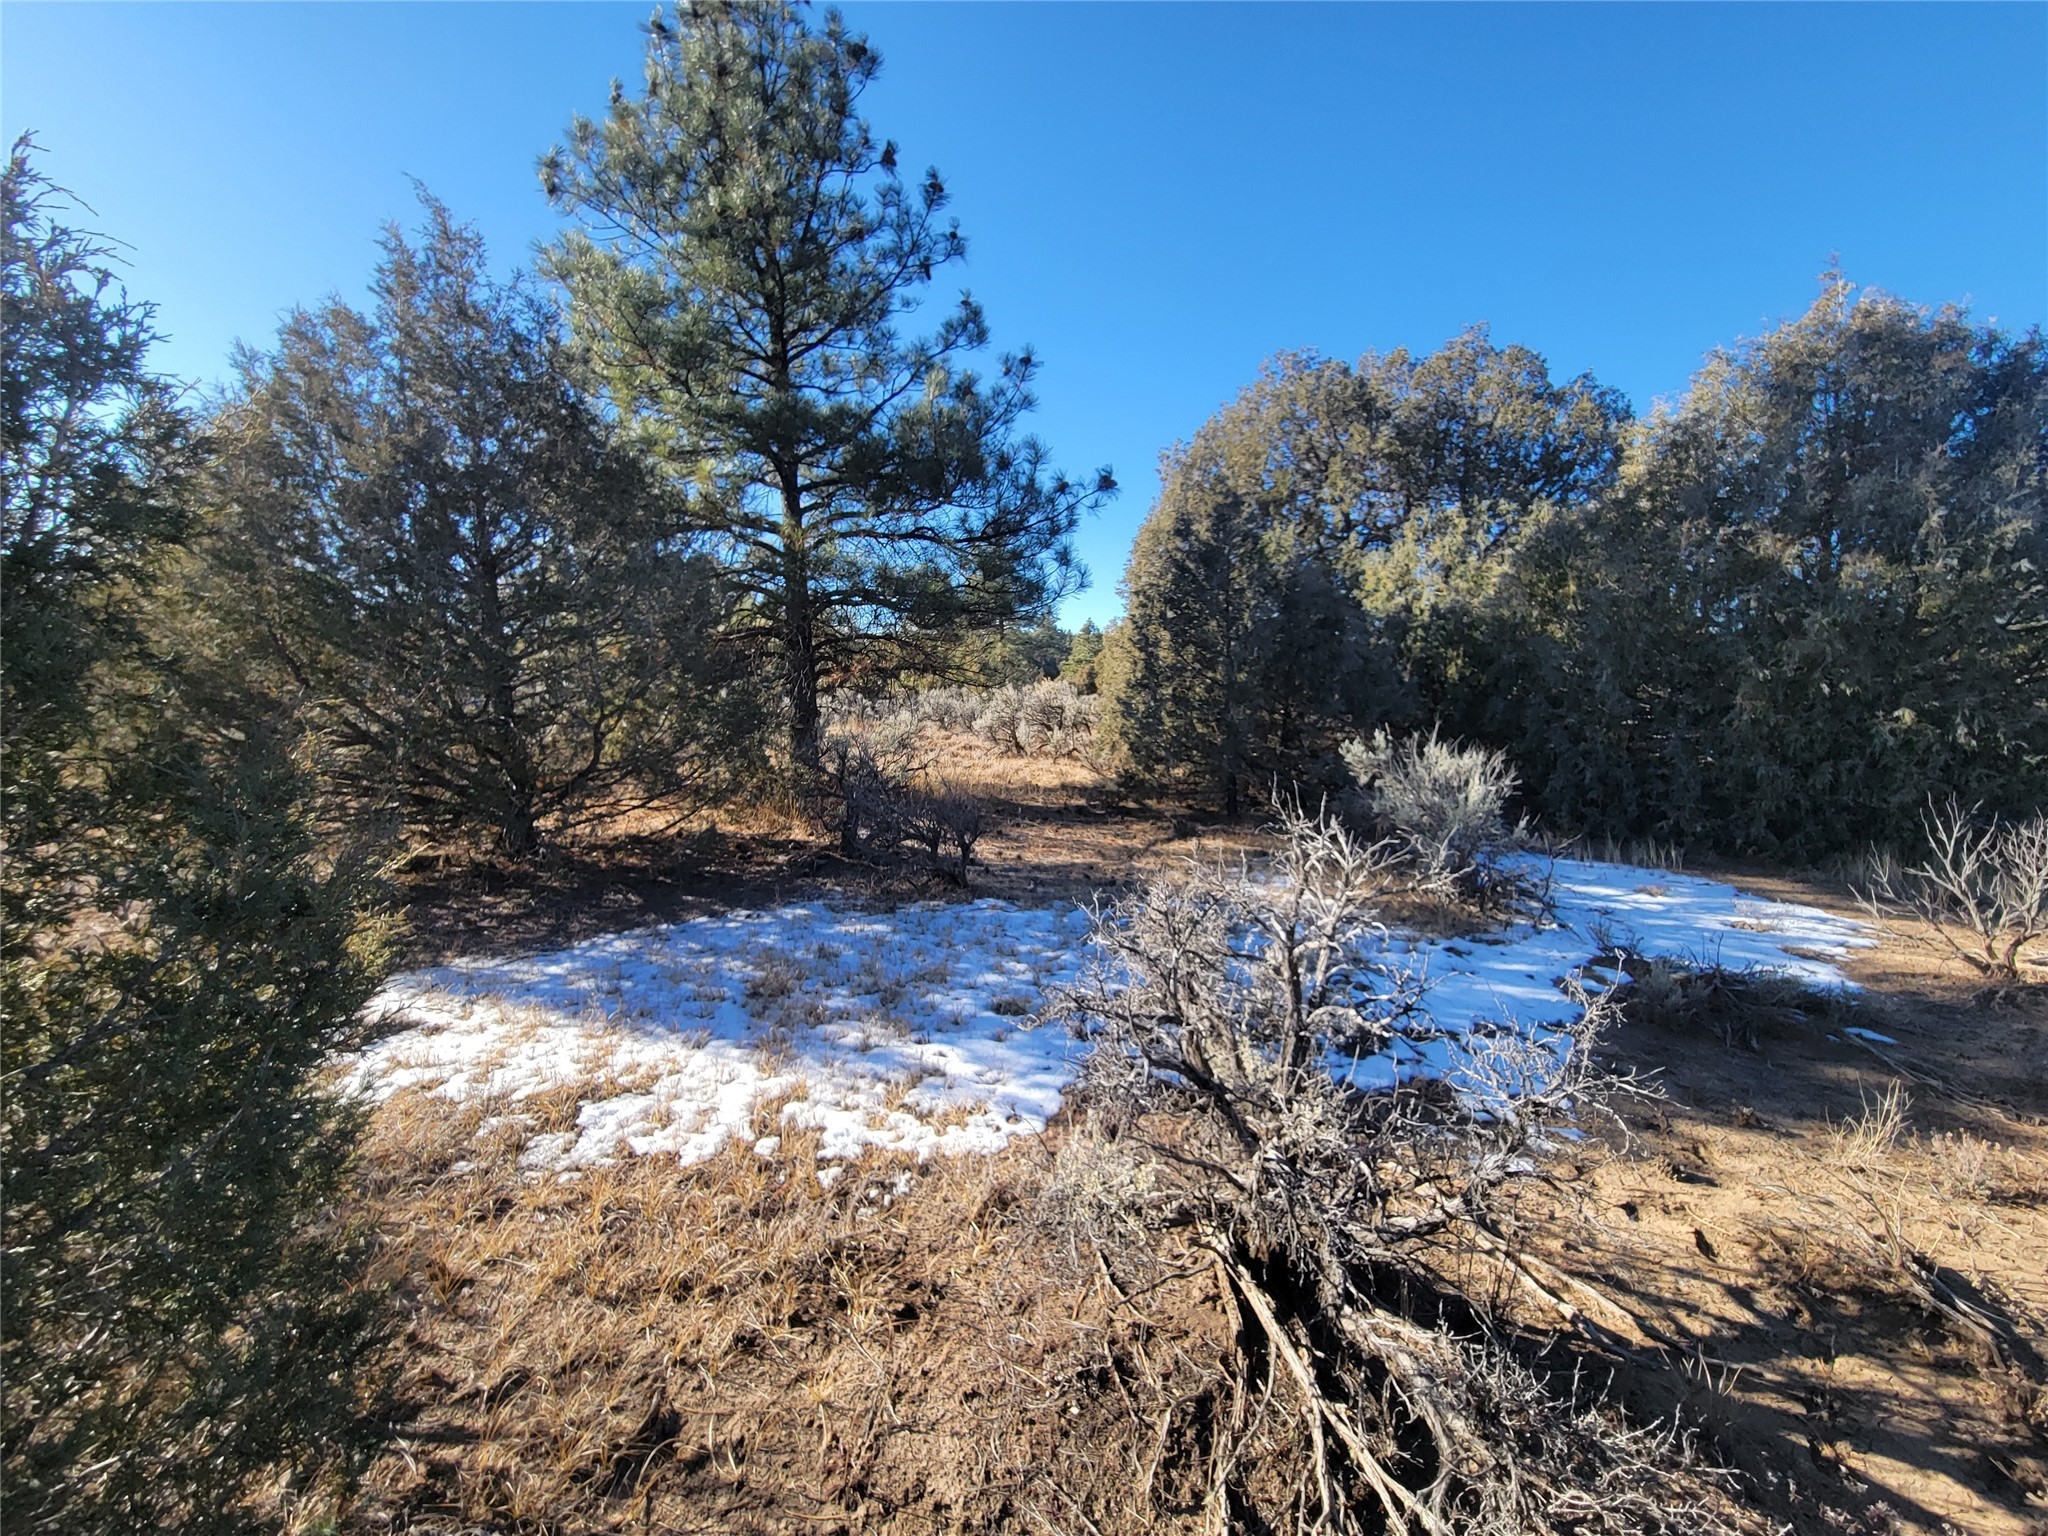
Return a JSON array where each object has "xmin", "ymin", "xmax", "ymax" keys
[
  {"xmin": 946, "ymin": 614, "xmax": 1071, "ymax": 686},
  {"xmin": 210, "ymin": 196, "xmax": 752, "ymax": 856},
  {"xmin": 1497, "ymin": 281, "xmax": 2048, "ymax": 856},
  {"xmin": 542, "ymin": 0, "xmax": 1111, "ymax": 769},
  {"xmin": 1101, "ymin": 342, "xmax": 1626, "ymax": 802},
  {"xmin": 1104, "ymin": 412, "xmax": 1398, "ymax": 813},
  {"xmin": 2, "ymin": 137, "xmax": 390, "ymax": 1534},
  {"xmin": 1060, "ymin": 618, "xmax": 1104, "ymax": 691},
  {"xmin": 1343, "ymin": 326, "xmax": 1630, "ymax": 738}
]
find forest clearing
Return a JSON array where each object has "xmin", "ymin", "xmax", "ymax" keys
[
  {"xmin": 6, "ymin": 3, "xmax": 2044, "ymax": 1533},
  {"xmin": 332, "ymin": 728, "xmax": 2047, "ymax": 1536}
]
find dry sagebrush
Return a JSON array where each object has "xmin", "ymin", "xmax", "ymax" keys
[
  {"xmin": 821, "ymin": 680, "xmax": 1101, "ymax": 759},
  {"xmin": 1043, "ymin": 799, "xmax": 1751, "ymax": 1535},
  {"xmin": 1857, "ymin": 796, "xmax": 2048, "ymax": 984},
  {"xmin": 1341, "ymin": 728, "xmax": 1540, "ymax": 914}
]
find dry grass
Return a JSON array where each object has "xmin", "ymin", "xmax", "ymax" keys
[{"xmin": 323, "ymin": 1089, "xmax": 1261, "ymax": 1536}]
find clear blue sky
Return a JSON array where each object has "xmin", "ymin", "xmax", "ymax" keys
[{"xmin": 6, "ymin": 2, "xmax": 2043, "ymax": 626}]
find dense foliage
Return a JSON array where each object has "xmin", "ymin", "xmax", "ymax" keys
[
  {"xmin": 1105, "ymin": 336, "xmax": 1622, "ymax": 812},
  {"xmin": 1105, "ymin": 298, "xmax": 2046, "ymax": 858},
  {"xmin": 542, "ymin": 0, "xmax": 1112, "ymax": 766},
  {"xmin": 209, "ymin": 198, "xmax": 754, "ymax": 856},
  {"xmin": 1103, "ymin": 424, "xmax": 1394, "ymax": 813},
  {"xmin": 1487, "ymin": 282, "xmax": 2048, "ymax": 856},
  {"xmin": 1, "ymin": 137, "xmax": 391, "ymax": 1533}
]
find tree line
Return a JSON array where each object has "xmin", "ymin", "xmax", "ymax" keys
[{"xmin": 1101, "ymin": 301, "xmax": 2047, "ymax": 858}]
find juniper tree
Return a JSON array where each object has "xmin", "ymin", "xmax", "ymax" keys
[
  {"xmin": 210, "ymin": 196, "xmax": 751, "ymax": 856},
  {"xmin": 1344, "ymin": 327, "xmax": 1630, "ymax": 739},
  {"xmin": 2, "ymin": 136, "xmax": 391, "ymax": 1534},
  {"xmin": 1102, "ymin": 340, "xmax": 1624, "ymax": 812},
  {"xmin": 1104, "ymin": 423, "xmax": 1396, "ymax": 814},
  {"xmin": 1494, "ymin": 280, "xmax": 2048, "ymax": 856},
  {"xmin": 542, "ymin": 0, "xmax": 1111, "ymax": 770}
]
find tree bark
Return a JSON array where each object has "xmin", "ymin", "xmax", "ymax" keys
[{"xmin": 780, "ymin": 475, "xmax": 822, "ymax": 772}]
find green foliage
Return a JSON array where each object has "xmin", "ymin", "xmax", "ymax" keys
[
  {"xmin": 1102, "ymin": 340, "xmax": 1625, "ymax": 812},
  {"xmin": 1097, "ymin": 385, "xmax": 1400, "ymax": 811},
  {"xmin": 1339, "ymin": 327, "xmax": 1631, "ymax": 724},
  {"xmin": 931, "ymin": 614, "xmax": 1071, "ymax": 688},
  {"xmin": 2, "ymin": 137, "xmax": 391, "ymax": 1534},
  {"xmin": 1111, "ymin": 293, "xmax": 2042, "ymax": 858},
  {"xmin": 1, "ymin": 135, "xmax": 193, "ymax": 793},
  {"xmin": 1486, "ymin": 281, "xmax": 2048, "ymax": 857},
  {"xmin": 208, "ymin": 196, "xmax": 756, "ymax": 855},
  {"xmin": 543, "ymin": 0, "xmax": 1111, "ymax": 766},
  {"xmin": 1060, "ymin": 618, "xmax": 1105, "ymax": 691}
]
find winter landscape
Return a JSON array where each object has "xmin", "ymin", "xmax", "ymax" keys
[{"xmin": 6, "ymin": 4, "xmax": 2045, "ymax": 1535}]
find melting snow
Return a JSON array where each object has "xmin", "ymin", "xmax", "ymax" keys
[{"xmin": 346, "ymin": 859, "xmax": 1871, "ymax": 1170}]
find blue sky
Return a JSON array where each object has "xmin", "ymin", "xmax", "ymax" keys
[{"xmin": 6, "ymin": 2, "xmax": 2043, "ymax": 626}]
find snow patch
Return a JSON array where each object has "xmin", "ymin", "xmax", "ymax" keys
[
  {"xmin": 345, "ymin": 861, "xmax": 1870, "ymax": 1170},
  {"xmin": 348, "ymin": 901, "xmax": 1094, "ymax": 1170}
]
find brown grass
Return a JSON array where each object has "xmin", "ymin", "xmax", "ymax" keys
[
  {"xmin": 337, "ymin": 747, "xmax": 2048, "ymax": 1535},
  {"xmin": 323, "ymin": 1091, "xmax": 1258, "ymax": 1536}
]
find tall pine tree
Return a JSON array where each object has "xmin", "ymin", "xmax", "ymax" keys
[{"xmin": 542, "ymin": 0, "xmax": 1111, "ymax": 769}]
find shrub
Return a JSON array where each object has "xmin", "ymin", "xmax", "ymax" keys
[
  {"xmin": 820, "ymin": 730, "xmax": 986, "ymax": 883},
  {"xmin": 914, "ymin": 685, "xmax": 985, "ymax": 734},
  {"xmin": 824, "ymin": 680, "xmax": 1098, "ymax": 759},
  {"xmin": 1043, "ymin": 798, "xmax": 1734, "ymax": 1533},
  {"xmin": 1014, "ymin": 678, "xmax": 1096, "ymax": 755},
  {"xmin": 903, "ymin": 781, "xmax": 985, "ymax": 885},
  {"xmin": 1857, "ymin": 798, "xmax": 2048, "ymax": 984},
  {"xmin": 822, "ymin": 731, "xmax": 918, "ymax": 858},
  {"xmin": 1341, "ymin": 727, "xmax": 1528, "ymax": 905},
  {"xmin": 3, "ymin": 139, "xmax": 394, "ymax": 1532},
  {"xmin": 968, "ymin": 685, "xmax": 1020, "ymax": 751},
  {"xmin": 1598, "ymin": 949, "xmax": 1841, "ymax": 1051}
]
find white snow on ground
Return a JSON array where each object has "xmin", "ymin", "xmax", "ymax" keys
[
  {"xmin": 350, "ymin": 901, "xmax": 1096, "ymax": 1170},
  {"xmin": 346, "ymin": 859, "xmax": 1871, "ymax": 1170},
  {"xmin": 1344, "ymin": 857, "xmax": 1874, "ymax": 1091}
]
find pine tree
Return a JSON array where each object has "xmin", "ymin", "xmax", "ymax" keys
[
  {"xmin": 209, "ymin": 196, "xmax": 754, "ymax": 856},
  {"xmin": 2, "ymin": 136, "xmax": 391, "ymax": 1534},
  {"xmin": 542, "ymin": 0, "xmax": 1111, "ymax": 769},
  {"xmin": 1060, "ymin": 618, "xmax": 1104, "ymax": 691}
]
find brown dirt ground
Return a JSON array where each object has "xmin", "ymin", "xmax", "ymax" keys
[
  {"xmin": 1503, "ymin": 897, "xmax": 2048, "ymax": 1536},
  {"xmin": 332, "ymin": 748, "xmax": 2048, "ymax": 1535}
]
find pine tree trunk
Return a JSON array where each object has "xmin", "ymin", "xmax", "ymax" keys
[
  {"xmin": 780, "ymin": 476, "xmax": 822, "ymax": 772},
  {"xmin": 497, "ymin": 804, "xmax": 539, "ymax": 858}
]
